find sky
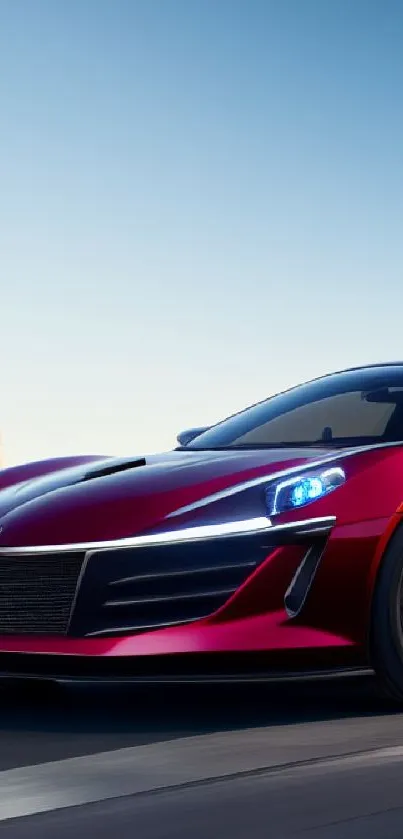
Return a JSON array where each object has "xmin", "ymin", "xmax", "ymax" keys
[{"xmin": 1, "ymin": 0, "xmax": 403, "ymax": 466}]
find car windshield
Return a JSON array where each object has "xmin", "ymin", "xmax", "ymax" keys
[{"xmin": 185, "ymin": 366, "xmax": 403, "ymax": 450}]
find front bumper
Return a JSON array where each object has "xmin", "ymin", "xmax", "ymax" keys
[
  {"xmin": 0, "ymin": 515, "xmax": 361, "ymax": 668},
  {"xmin": 0, "ymin": 516, "xmax": 334, "ymax": 635}
]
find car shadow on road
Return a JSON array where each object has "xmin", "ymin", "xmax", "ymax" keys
[{"xmin": 0, "ymin": 673, "xmax": 400, "ymax": 771}]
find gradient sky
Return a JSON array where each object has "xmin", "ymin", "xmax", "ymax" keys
[{"xmin": 1, "ymin": 0, "xmax": 403, "ymax": 465}]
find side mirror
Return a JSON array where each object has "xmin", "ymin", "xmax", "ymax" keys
[{"xmin": 177, "ymin": 426, "xmax": 209, "ymax": 446}]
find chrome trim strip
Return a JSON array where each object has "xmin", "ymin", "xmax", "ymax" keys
[
  {"xmin": 0, "ymin": 515, "xmax": 336, "ymax": 556},
  {"xmin": 108, "ymin": 561, "xmax": 257, "ymax": 587},
  {"xmin": 0, "ymin": 667, "xmax": 373, "ymax": 683},
  {"xmin": 66, "ymin": 551, "xmax": 92, "ymax": 634},
  {"xmin": 104, "ymin": 587, "xmax": 236, "ymax": 608},
  {"xmin": 167, "ymin": 440, "xmax": 403, "ymax": 518},
  {"xmin": 85, "ymin": 616, "xmax": 202, "ymax": 636},
  {"xmin": 0, "ymin": 518, "xmax": 270, "ymax": 555},
  {"xmin": 61, "ymin": 666, "xmax": 372, "ymax": 684},
  {"xmin": 274, "ymin": 516, "xmax": 335, "ymax": 534}
]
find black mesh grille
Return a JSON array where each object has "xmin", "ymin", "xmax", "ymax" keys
[{"xmin": 0, "ymin": 552, "xmax": 84, "ymax": 635}]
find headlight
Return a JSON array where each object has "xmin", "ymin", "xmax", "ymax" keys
[{"xmin": 266, "ymin": 466, "xmax": 345, "ymax": 516}]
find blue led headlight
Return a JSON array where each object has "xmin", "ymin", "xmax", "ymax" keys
[{"xmin": 266, "ymin": 466, "xmax": 346, "ymax": 516}]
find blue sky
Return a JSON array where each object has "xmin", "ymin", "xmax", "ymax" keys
[{"xmin": 1, "ymin": 0, "xmax": 403, "ymax": 465}]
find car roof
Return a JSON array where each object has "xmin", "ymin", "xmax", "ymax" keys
[
  {"xmin": 336, "ymin": 362, "xmax": 403, "ymax": 373},
  {"xmin": 270, "ymin": 363, "xmax": 403, "ymax": 402},
  {"xmin": 311, "ymin": 362, "xmax": 403, "ymax": 381}
]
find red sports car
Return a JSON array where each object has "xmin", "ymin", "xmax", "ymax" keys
[{"xmin": 2, "ymin": 362, "xmax": 403, "ymax": 699}]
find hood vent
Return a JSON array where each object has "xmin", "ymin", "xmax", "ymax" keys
[{"xmin": 80, "ymin": 458, "xmax": 147, "ymax": 482}]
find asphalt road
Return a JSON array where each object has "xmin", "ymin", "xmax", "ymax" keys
[{"xmin": 1, "ymin": 675, "xmax": 403, "ymax": 837}]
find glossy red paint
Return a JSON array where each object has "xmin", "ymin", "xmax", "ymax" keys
[
  {"xmin": 0, "ymin": 448, "xmax": 322, "ymax": 546},
  {"xmin": 1, "ymin": 445, "xmax": 401, "ymax": 547},
  {"xmin": 0, "ymin": 455, "xmax": 105, "ymax": 492},
  {"xmin": 0, "ymin": 441, "xmax": 403, "ymax": 673},
  {"xmin": 0, "ymin": 612, "xmax": 351, "ymax": 658},
  {"xmin": 274, "ymin": 447, "xmax": 403, "ymax": 528}
]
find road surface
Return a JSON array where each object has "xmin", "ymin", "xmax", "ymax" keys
[{"xmin": 1, "ymin": 675, "xmax": 403, "ymax": 836}]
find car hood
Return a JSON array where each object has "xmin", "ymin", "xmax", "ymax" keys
[{"xmin": 0, "ymin": 446, "xmax": 341, "ymax": 547}]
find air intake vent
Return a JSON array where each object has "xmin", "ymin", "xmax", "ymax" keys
[
  {"xmin": 69, "ymin": 536, "xmax": 276, "ymax": 637},
  {"xmin": 80, "ymin": 458, "xmax": 146, "ymax": 481}
]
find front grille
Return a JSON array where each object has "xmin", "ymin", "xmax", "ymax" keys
[
  {"xmin": 0, "ymin": 553, "xmax": 84, "ymax": 635},
  {"xmin": 70, "ymin": 535, "xmax": 276, "ymax": 637},
  {"xmin": 99, "ymin": 558, "xmax": 257, "ymax": 633}
]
